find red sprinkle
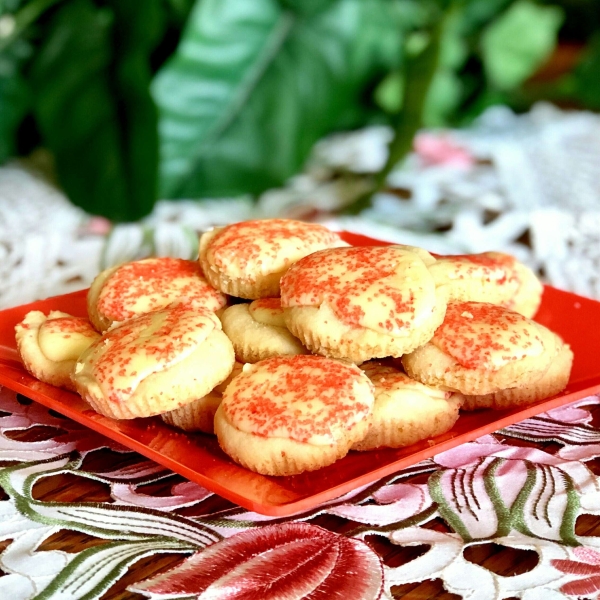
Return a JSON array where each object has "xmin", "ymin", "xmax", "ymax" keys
[
  {"xmin": 207, "ymin": 220, "xmax": 341, "ymax": 271},
  {"xmin": 42, "ymin": 316, "xmax": 98, "ymax": 337},
  {"xmin": 97, "ymin": 257, "xmax": 226, "ymax": 321},
  {"xmin": 224, "ymin": 355, "xmax": 372, "ymax": 443},
  {"xmin": 281, "ymin": 246, "xmax": 422, "ymax": 332},
  {"xmin": 433, "ymin": 302, "xmax": 541, "ymax": 369},
  {"xmin": 88, "ymin": 305, "xmax": 217, "ymax": 404}
]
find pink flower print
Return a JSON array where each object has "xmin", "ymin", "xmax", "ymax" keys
[
  {"xmin": 552, "ymin": 546, "xmax": 600, "ymax": 597},
  {"xmin": 413, "ymin": 133, "xmax": 475, "ymax": 168}
]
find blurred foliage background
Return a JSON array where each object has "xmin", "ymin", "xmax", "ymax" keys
[{"xmin": 0, "ymin": 0, "xmax": 599, "ymax": 222}]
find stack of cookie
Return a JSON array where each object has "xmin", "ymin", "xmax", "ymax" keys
[{"xmin": 15, "ymin": 219, "xmax": 572, "ymax": 476}]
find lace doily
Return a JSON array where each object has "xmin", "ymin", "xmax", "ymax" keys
[
  {"xmin": 1, "ymin": 102, "xmax": 600, "ymax": 309},
  {"xmin": 2, "ymin": 385, "xmax": 600, "ymax": 599}
]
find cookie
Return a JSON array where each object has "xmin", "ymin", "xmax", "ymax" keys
[
  {"xmin": 72, "ymin": 305, "xmax": 235, "ymax": 419},
  {"xmin": 402, "ymin": 301, "xmax": 561, "ymax": 395},
  {"xmin": 198, "ymin": 219, "xmax": 346, "ymax": 299},
  {"xmin": 429, "ymin": 252, "xmax": 543, "ymax": 317},
  {"xmin": 214, "ymin": 355, "xmax": 375, "ymax": 475},
  {"xmin": 280, "ymin": 245, "xmax": 447, "ymax": 363},
  {"xmin": 352, "ymin": 361, "xmax": 462, "ymax": 451},
  {"xmin": 458, "ymin": 340, "xmax": 573, "ymax": 411},
  {"xmin": 161, "ymin": 362, "xmax": 244, "ymax": 433},
  {"xmin": 15, "ymin": 311, "xmax": 101, "ymax": 391},
  {"xmin": 88, "ymin": 257, "xmax": 227, "ymax": 332},
  {"xmin": 220, "ymin": 298, "xmax": 308, "ymax": 363}
]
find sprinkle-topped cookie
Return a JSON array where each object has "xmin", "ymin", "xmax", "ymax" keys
[
  {"xmin": 403, "ymin": 301, "xmax": 561, "ymax": 395},
  {"xmin": 282, "ymin": 246, "xmax": 437, "ymax": 335},
  {"xmin": 280, "ymin": 245, "xmax": 446, "ymax": 362},
  {"xmin": 432, "ymin": 302, "xmax": 545, "ymax": 370},
  {"xmin": 223, "ymin": 355, "xmax": 372, "ymax": 445},
  {"xmin": 214, "ymin": 355, "xmax": 374, "ymax": 475},
  {"xmin": 198, "ymin": 219, "xmax": 346, "ymax": 299},
  {"xmin": 73, "ymin": 305, "xmax": 235, "ymax": 419},
  {"xmin": 88, "ymin": 257, "xmax": 227, "ymax": 332},
  {"xmin": 82, "ymin": 306, "xmax": 219, "ymax": 405},
  {"xmin": 430, "ymin": 252, "xmax": 543, "ymax": 317}
]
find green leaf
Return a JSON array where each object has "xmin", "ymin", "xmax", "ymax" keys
[
  {"xmin": 480, "ymin": 0, "xmax": 563, "ymax": 91},
  {"xmin": 459, "ymin": 0, "xmax": 513, "ymax": 33},
  {"xmin": 277, "ymin": 0, "xmax": 338, "ymax": 16},
  {"xmin": 34, "ymin": 540, "xmax": 194, "ymax": 600},
  {"xmin": 0, "ymin": 42, "xmax": 29, "ymax": 161},
  {"xmin": 28, "ymin": 0, "xmax": 162, "ymax": 222},
  {"xmin": 153, "ymin": 0, "xmax": 402, "ymax": 199}
]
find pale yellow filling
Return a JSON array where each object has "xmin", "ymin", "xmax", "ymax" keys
[
  {"xmin": 248, "ymin": 300, "xmax": 286, "ymax": 327},
  {"xmin": 39, "ymin": 320, "xmax": 99, "ymax": 362}
]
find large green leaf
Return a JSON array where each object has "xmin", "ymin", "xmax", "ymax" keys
[
  {"xmin": 480, "ymin": 0, "xmax": 563, "ymax": 91},
  {"xmin": 153, "ymin": 0, "xmax": 402, "ymax": 199},
  {"xmin": 28, "ymin": 0, "xmax": 162, "ymax": 222},
  {"xmin": 0, "ymin": 42, "xmax": 29, "ymax": 162}
]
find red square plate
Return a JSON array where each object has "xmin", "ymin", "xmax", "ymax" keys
[{"xmin": 1, "ymin": 232, "xmax": 600, "ymax": 516}]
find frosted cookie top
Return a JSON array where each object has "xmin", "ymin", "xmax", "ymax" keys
[
  {"xmin": 221, "ymin": 355, "xmax": 374, "ymax": 446},
  {"xmin": 200, "ymin": 219, "xmax": 345, "ymax": 278},
  {"xmin": 38, "ymin": 315, "xmax": 101, "ymax": 362},
  {"xmin": 280, "ymin": 245, "xmax": 438, "ymax": 336},
  {"xmin": 431, "ymin": 302, "xmax": 546, "ymax": 370},
  {"xmin": 96, "ymin": 257, "xmax": 227, "ymax": 323},
  {"xmin": 75, "ymin": 306, "xmax": 221, "ymax": 404},
  {"xmin": 430, "ymin": 252, "xmax": 519, "ymax": 286},
  {"xmin": 429, "ymin": 252, "xmax": 543, "ymax": 317},
  {"xmin": 248, "ymin": 298, "xmax": 286, "ymax": 327}
]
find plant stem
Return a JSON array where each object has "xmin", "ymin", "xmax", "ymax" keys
[{"xmin": 344, "ymin": 9, "xmax": 448, "ymax": 215}]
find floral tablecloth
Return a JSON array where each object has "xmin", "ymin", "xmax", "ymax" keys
[{"xmin": 2, "ymin": 385, "xmax": 600, "ymax": 599}]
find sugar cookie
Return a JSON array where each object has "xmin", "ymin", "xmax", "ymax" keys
[
  {"xmin": 281, "ymin": 245, "xmax": 447, "ymax": 363},
  {"xmin": 73, "ymin": 305, "xmax": 235, "ymax": 420},
  {"xmin": 15, "ymin": 311, "xmax": 100, "ymax": 391},
  {"xmin": 430, "ymin": 252, "xmax": 543, "ymax": 317},
  {"xmin": 198, "ymin": 219, "xmax": 345, "ymax": 299},
  {"xmin": 352, "ymin": 361, "xmax": 462, "ymax": 451},
  {"xmin": 214, "ymin": 355, "xmax": 374, "ymax": 475},
  {"xmin": 88, "ymin": 257, "xmax": 227, "ymax": 332},
  {"xmin": 458, "ymin": 341, "xmax": 573, "ymax": 410},
  {"xmin": 402, "ymin": 301, "xmax": 561, "ymax": 395},
  {"xmin": 161, "ymin": 362, "xmax": 244, "ymax": 433}
]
